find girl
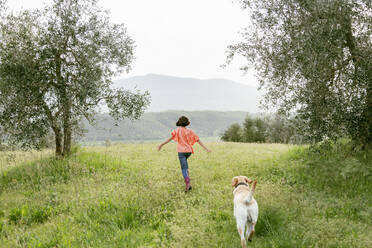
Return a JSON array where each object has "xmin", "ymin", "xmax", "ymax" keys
[{"xmin": 158, "ymin": 116, "xmax": 211, "ymax": 192}]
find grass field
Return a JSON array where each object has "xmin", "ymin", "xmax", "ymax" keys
[{"xmin": 0, "ymin": 142, "xmax": 371, "ymax": 247}]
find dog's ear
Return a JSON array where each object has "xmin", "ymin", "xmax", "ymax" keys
[
  {"xmin": 244, "ymin": 176, "xmax": 253, "ymax": 184},
  {"xmin": 231, "ymin": 177, "xmax": 239, "ymax": 187}
]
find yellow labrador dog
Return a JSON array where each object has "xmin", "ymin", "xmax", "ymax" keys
[{"xmin": 232, "ymin": 176, "xmax": 258, "ymax": 248}]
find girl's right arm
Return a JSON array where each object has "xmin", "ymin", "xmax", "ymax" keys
[{"xmin": 158, "ymin": 137, "xmax": 173, "ymax": 151}]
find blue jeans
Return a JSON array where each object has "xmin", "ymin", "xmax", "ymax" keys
[{"xmin": 178, "ymin": 152, "xmax": 192, "ymax": 179}]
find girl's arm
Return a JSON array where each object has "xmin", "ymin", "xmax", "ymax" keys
[
  {"xmin": 158, "ymin": 136, "xmax": 173, "ymax": 151},
  {"xmin": 197, "ymin": 139, "xmax": 211, "ymax": 153}
]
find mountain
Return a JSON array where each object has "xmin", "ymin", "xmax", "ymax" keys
[
  {"xmin": 81, "ymin": 111, "xmax": 248, "ymax": 142},
  {"xmin": 114, "ymin": 74, "xmax": 262, "ymax": 112}
]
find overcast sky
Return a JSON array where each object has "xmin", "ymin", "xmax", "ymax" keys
[{"xmin": 6, "ymin": 0, "xmax": 258, "ymax": 86}]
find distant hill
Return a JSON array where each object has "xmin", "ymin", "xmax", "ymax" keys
[
  {"xmin": 81, "ymin": 111, "xmax": 248, "ymax": 142},
  {"xmin": 114, "ymin": 74, "xmax": 261, "ymax": 112}
]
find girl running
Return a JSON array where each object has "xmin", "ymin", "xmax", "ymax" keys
[{"xmin": 158, "ymin": 116, "xmax": 211, "ymax": 192}]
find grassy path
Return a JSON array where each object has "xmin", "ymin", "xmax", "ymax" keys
[{"xmin": 0, "ymin": 142, "xmax": 371, "ymax": 247}]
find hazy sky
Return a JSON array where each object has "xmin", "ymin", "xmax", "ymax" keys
[{"xmin": 6, "ymin": 0, "xmax": 258, "ymax": 86}]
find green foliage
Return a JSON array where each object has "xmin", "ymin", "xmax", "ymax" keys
[
  {"xmin": 222, "ymin": 114, "xmax": 301, "ymax": 143},
  {"xmin": 241, "ymin": 116, "xmax": 254, "ymax": 142},
  {"xmin": 242, "ymin": 116, "xmax": 267, "ymax": 142},
  {"xmin": 221, "ymin": 123, "xmax": 242, "ymax": 142},
  {"xmin": 229, "ymin": 0, "xmax": 372, "ymax": 147},
  {"xmin": 292, "ymin": 141, "xmax": 371, "ymax": 200},
  {"xmin": 258, "ymin": 141, "xmax": 371, "ymax": 220},
  {"xmin": 0, "ymin": 0, "xmax": 149, "ymax": 156}
]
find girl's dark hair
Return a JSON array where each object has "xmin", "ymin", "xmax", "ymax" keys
[{"xmin": 176, "ymin": 116, "xmax": 190, "ymax": 127}]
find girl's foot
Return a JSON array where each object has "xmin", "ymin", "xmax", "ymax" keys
[
  {"xmin": 184, "ymin": 176, "xmax": 191, "ymax": 192},
  {"xmin": 185, "ymin": 184, "xmax": 192, "ymax": 192}
]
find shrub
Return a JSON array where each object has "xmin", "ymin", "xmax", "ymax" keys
[
  {"xmin": 222, "ymin": 114, "xmax": 304, "ymax": 144},
  {"xmin": 221, "ymin": 123, "xmax": 242, "ymax": 142}
]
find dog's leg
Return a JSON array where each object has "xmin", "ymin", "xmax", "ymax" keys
[
  {"xmin": 248, "ymin": 222, "xmax": 256, "ymax": 242},
  {"xmin": 237, "ymin": 222, "xmax": 247, "ymax": 248},
  {"xmin": 246, "ymin": 223, "xmax": 253, "ymax": 242}
]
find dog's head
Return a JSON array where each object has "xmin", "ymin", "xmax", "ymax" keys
[{"xmin": 231, "ymin": 176, "xmax": 253, "ymax": 187}]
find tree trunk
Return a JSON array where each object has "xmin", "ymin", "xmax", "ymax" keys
[
  {"xmin": 63, "ymin": 101, "xmax": 72, "ymax": 157},
  {"xmin": 352, "ymin": 56, "xmax": 372, "ymax": 149},
  {"xmin": 62, "ymin": 97, "xmax": 72, "ymax": 157},
  {"xmin": 54, "ymin": 127, "xmax": 63, "ymax": 157},
  {"xmin": 344, "ymin": 16, "xmax": 372, "ymax": 148},
  {"xmin": 364, "ymin": 79, "xmax": 372, "ymax": 148},
  {"xmin": 62, "ymin": 124, "xmax": 71, "ymax": 156}
]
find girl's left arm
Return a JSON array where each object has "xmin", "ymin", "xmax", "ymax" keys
[
  {"xmin": 158, "ymin": 137, "xmax": 173, "ymax": 151},
  {"xmin": 197, "ymin": 139, "xmax": 211, "ymax": 153}
]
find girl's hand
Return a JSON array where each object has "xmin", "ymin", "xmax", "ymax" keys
[
  {"xmin": 158, "ymin": 137, "xmax": 172, "ymax": 151},
  {"xmin": 205, "ymin": 148, "xmax": 212, "ymax": 153}
]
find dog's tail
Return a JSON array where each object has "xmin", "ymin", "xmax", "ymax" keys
[{"xmin": 245, "ymin": 181, "xmax": 257, "ymax": 204}]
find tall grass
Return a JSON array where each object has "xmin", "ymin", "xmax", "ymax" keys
[
  {"xmin": 0, "ymin": 142, "xmax": 370, "ymax": 247},
  {"xmin": 0, "ymin": 149, "xmax": 52, "ymax": 172}
]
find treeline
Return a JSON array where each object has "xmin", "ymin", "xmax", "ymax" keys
[
  {"xmin": 82, "ymin": 111, "xmax": 247, "ymax": 142},
  {"xmin": 221, "ymin": 114, "xmax": 304, "ymax": 144},
  {"xmin": 0, "ymin": 111, "xmax": 248, "ymax": 149}
]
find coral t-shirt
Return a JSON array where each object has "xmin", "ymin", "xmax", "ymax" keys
[{"xmin": 171, "ymin": 127, "xmax": 199, "ymax": 153}]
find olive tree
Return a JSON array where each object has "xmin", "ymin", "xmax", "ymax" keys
[
  {"xmin": 0, "ymin": 0, "xmax": 150, "ymax": 156},
  {"xmin": 228, "ymin": 0, "xmax": 372, "ymax": 148}
]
